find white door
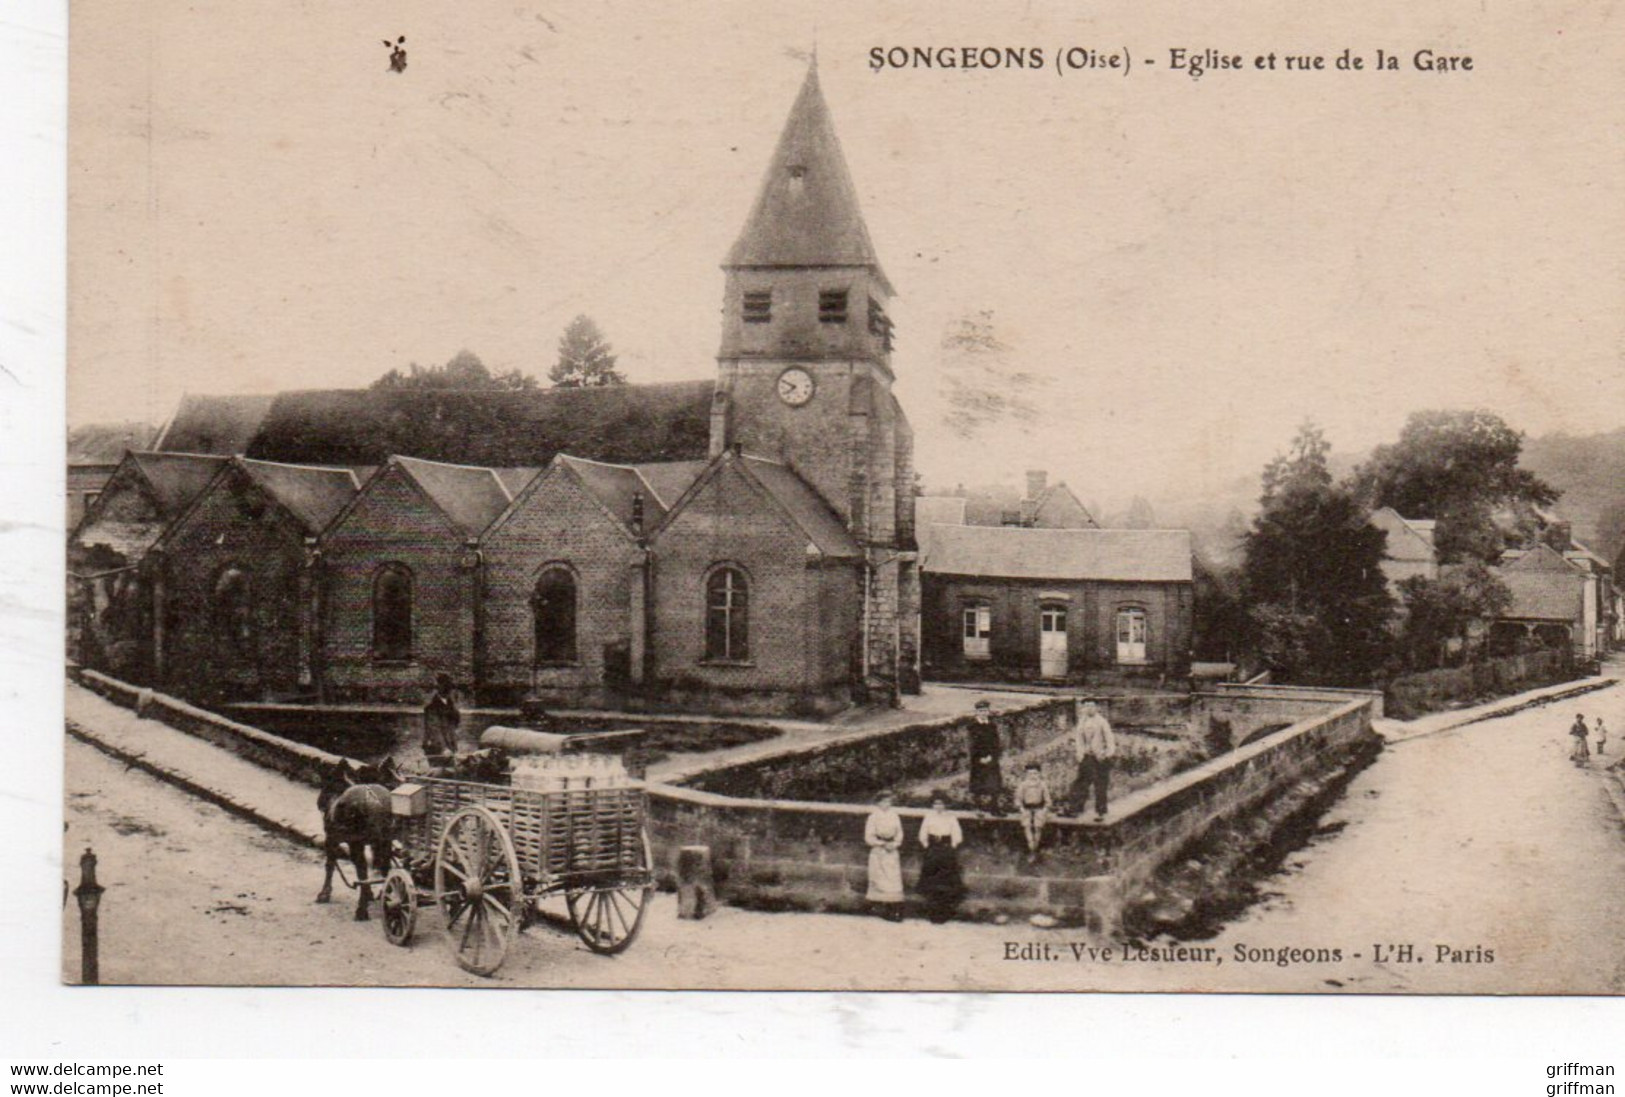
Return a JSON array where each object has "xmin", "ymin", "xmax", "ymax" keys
[
  {"xmin": 962, "ymin": 604, "xmax": 991, "ymax": 660},
  {"xmin": 1039, "ymin": 605, "xmax": 1068, "ymax": 678},
  {"xmin": 1116, "ymin": 608, "xmax": 1147, "ymax": 664}
]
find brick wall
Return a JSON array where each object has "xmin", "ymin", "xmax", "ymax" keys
[
  {"xmin": 649, "ymin": 456, "xmax": 859, "ymax": 713},
  {"xmin": 479, "ymin": 465, "xmax": 641, "ymax": 706},
  {"xmin": 320, "ymin": 464, "xmax": 477, "ymax": 701},
  {"xmin": 157, "ymin": 468, "xmax": 312, "ymax": 702},
  {"xmin": 922, "ymin": 574, "xmax": 1192, "ymax": 683}
]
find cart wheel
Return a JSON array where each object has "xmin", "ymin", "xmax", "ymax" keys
[
  {"xmin": 566, "ymin": 835, "xmax": 653, "ymax": 956},
  {"xmin": 434, "ymin": 806, "xmax": 522, "ymax": 976},
  {"xmin": 380, "ymin": 867, "xmax": 417, "ymax": 947}
]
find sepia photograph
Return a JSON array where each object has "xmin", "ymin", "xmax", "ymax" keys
[{"xmin": 56, "ymin": 0, "xmax": 1625, "ymax": 996}]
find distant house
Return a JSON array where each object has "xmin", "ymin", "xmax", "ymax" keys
[
  {"xmin": 1488, "ymin": 541, "xmax": 1611, "ymax": 659},
  {"xmin": 66, "ymin": 421, "xmax": 160, "ymax": 529},
  {"xmin": 919, "ymin": 470, "xmax": 1099, "ymax": 532},
  {"xmin": 1368, "ymin": 507, "xmax": 1439, "ymax": 596},
  {"xmin": 920, "ymin": 524, "xmax": 1194, "ymax": 685},
  {"xmin": 152, "ymin": 458, "xmax": 359, "ymax": 701}
]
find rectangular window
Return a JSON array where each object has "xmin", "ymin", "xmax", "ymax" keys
[
  {"xmin": 868, "ymin": 296, "xmax": 894, "ymax": 350},
  {"xmin": 743, "ymin": 290, "xmax": 772, "ymax": 324},
  {"xmin": 819, "ymin": 289, "xmax": 848, "ymax": 324},
  {"xmin": 962, "ymin": 604, "xmax": 991, "ymax": 660}
]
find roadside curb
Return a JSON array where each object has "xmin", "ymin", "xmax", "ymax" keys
[
  {"xmin": 67, "ymin": 718, "xmax": 324, "ymax": 851},
  {"xmin": 1380, "ymin": 678, "xmax": 1617, "ymax": 744}
]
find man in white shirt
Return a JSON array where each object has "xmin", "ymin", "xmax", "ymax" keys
[{"xmin": 1070, "ymin": 700, "xmax": 1117, "ymax": 821}]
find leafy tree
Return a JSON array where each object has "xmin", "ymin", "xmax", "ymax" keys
[
  {"xmin": 372, "ymin": 349, "xmax": 538, "ymax": 391},
  {"xmin": 1242, "ymin": 424, "xmax": 1394, "ymax": 684},
  {"xmin": 1121, "ymin": 496, "xmax": 1158, "ymax": 530},
  {"xmin": 1395, "ymin": 563, "xmax": 1513, "ymax": 670},
  {"xmin": 551, "ymin": 315, "xmax": 625, "ymax": 388},
  {"xmin": 1192, "ymin": 555, "xmax": 1249, "ymax": 663},
  {"xmin": 1351, "ymin": 410, "xmax": 1559, "ymax": 564}
]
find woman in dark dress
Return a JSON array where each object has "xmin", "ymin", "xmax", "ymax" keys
[{"xmin": 916, "ymin": 791, "xmax": 965, "ymax": 924}]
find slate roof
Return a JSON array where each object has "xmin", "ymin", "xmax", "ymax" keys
[
  {"xmin": 127, "ymin": 452, "xmax": 232, "ymax": 516},
  {"xmin": 919, "ymin": 524, "xmax": 1194, "ymax": 582},
  {"xmin": 739, "ymin": 455, "xmax": 861, "ymax": 558},
  {"xmin": 1369, "ymin": 507, "xmax": 1438, "ymax": 563},
  {"xmin": 724, "ymin": 65, "xmax": 893, "ymax": 293},
  {"xmin": 154, "ymin": 382, "xmax": 715, "ymax": 469},
  {"xmin": 393, "ymin": 456, "xmax": 513, "ymax": 538},
  {"xmin": 154, "ymin": 394, "xmax": 276, "ymax": 455},
  {"xmin": 68, "ymin": 421, "xmax": 160, "ymax": 466},
  {"xmin": 236, "ymin": 459, "xmax": 360, "ymax": 534},
  {"xmin": 632, "ymin": 460, "xmax": 710, "ymax": 510},
  {"xmin": 494, "ymin": 467, "xmax": 542, "ymax": 497},
  {"xmin": 1497, "ymin": 570, "xmax": 1584, "ymax": 621},
  {"xmin": 556, "ymin": 455, "xmax": 668, "ymax": 532}
]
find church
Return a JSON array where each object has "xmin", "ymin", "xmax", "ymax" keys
[{"xmin": 80, "ymin": 64, "xmax": 921, "ymax": 716}]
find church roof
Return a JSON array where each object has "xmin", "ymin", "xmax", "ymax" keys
[
  {"xmin": 154, "ymin": 394, "xmax": 276, "ymax": 455},
  {"xmin": 154, "ymin": 382, "xmax": 716, "ymax": 469},
  {"xmin": 127, "ymin": 452, "xmax": 232, "ymax": 516},
  {"xmin": 392, "ymin": 456, "xmax": 513, "ymax": 538},
  {"xmin": 919, "ymin": 524, "xmax": 1194, "ymax": 583},
  {"xmin": 556, "ymin": 454, "xmax": 669, "ymax": 533},
  {"xmin": 739, "ymin": 455, "xmax": 861, "ymax": 558},
  {"xmin": 724, "ymin": 65, "xmax": 893, "ymax": 294},
  {"xmin": 631, "ymin": 460, "xmax": 710, "ymax": 510},
  {"xmin": 236, "ymin": 458, "xmax": 360, "ymax": 534}
]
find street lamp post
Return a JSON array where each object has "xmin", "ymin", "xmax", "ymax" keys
[{"xmin": 73, "ymin": 846, "xmax": 105, "ymax": 986}]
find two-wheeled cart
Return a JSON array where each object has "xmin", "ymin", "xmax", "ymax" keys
[{"xmin": 377, "ymin": 774, "xmax": 654, "ymax": 976}]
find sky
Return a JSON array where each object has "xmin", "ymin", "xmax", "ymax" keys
[{"xmin": 68, "ymin": 0, "xmax": 1625, "ymax": 512}]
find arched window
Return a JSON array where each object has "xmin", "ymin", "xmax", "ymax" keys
[
  {"xmin": 961, "ymin": 601, "xmax": 992, "ymax": 660},
  {"xmin": 372, "ymin": 564, "xmax": 413, "ymax": 662},
  {"xmin": 212, "ymin": 566, "xmax": 254, "ymax": 654},
  {"xmin": 532, "ymin": 567, "xmax": 578, "ymax": 664},
  {"xmin": 705, "ymin": 566, "xmax": 749, "ymax": 662},
  {"xmin": 1115, "ymin": 606, "xmax": 1148, "ymax": 665}
]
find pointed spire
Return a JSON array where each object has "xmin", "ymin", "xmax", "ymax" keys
[{"xmin": 725, "ymin": 64, "xmax": 892, "ymax": 294}]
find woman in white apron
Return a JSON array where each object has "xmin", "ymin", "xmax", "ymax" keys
[{"xmin": 864, "ymin": 790, "xmax": 905, "ymax": 921}]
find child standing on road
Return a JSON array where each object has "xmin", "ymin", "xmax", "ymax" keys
[
  {"xmin": 1595, "ymin": 717, "xmax": 1608, "ymax": 756},
  {"xmin": 1570, "ymin": 713, "xmax": 1591, "ymax": 764},
  {"xmin": 1014, "ymin": 761, "xmax": 1052, "ymax": 858}
]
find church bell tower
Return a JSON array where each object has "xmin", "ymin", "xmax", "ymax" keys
[{"xmin": 710, "ymin": 62, "xmax": 920, "ymax": 701}]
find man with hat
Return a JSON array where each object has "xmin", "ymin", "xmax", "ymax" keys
[{"xmin": 967, "ymin": 699, "xmax": 1004, "ymax": 815}]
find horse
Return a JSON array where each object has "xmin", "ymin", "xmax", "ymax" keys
[{"xmin": 315, "ymin": 758, "xmax": 401, "ymax": 921}]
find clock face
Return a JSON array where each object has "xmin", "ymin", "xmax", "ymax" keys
[{"xmin": 777, "ymin": 368, "xmax": 816, "ymax": 407}]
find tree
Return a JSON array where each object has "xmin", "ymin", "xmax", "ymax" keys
[
  {"xmin": 1192, "ymin": 555, "xmax": 1249, "ymax": 663},
  {"xmin": 1351, "ymin": 409, "xmax": 1559, "ymax": 564},
  {"xmin": 1396, "ymin": 563, "xmax": 1513, "ymax": 670},
  {"xmin": 1242, "ymin": 423, "xmax": 1394, "ymax": 684},
  {"xmin": 1121, "ymin": 496, "xmax": 1158, "ymax": 530},
  {"xmin": 551, "ymin": 315, "xmax": 625, "ymax": 388},
  {"xmin": 371, "ymin": 349, "xmax": 538, "ymax": 391}
]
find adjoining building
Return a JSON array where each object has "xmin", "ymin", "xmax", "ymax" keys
[
  {"xmin": 918, "ymin": 470, "xmax": 1098, "ymax": 531},
  {"xmin": 68, "ymin": 450, "xmax": 229, "ymax": 676},
  {"xmin": 919, "ymin": 523, "xmax": 1194, "ymax": 686},
  {"xmin": 150, "ymin": 458, "xmax": 359, "ymax": 701}
]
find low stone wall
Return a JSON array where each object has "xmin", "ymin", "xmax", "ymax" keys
[
  {"xmin": 224, "ymin": 702, "xmax": 781, "ymax": 765},
  {"xmin": 1384, "ymin": 650, "xmax": 1576, "ymax": 720},
  {"xmin": 1192, "ymin": 684, "xmax": 1383, "ymax": 746},
  {"xmin": 75, "ymin": 669, "xmax": 353, "ymax": 786},
  {"xmin": 685, "ymin": 697, "xmax": 1078, "ymax": 802},
  {"xmin": 650, "ymin": 693, "xmax": 1378, "ymax": 930}
]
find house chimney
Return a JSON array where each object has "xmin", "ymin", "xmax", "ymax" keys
[
  {"xmin": 1543, "ymin": 520, "xmax": 1574, "ymax": 553},
  {"xmin": 1025, "ymin": 470, "xmax": 1047, "ymax": 500}
]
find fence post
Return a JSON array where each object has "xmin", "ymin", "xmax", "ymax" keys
[{"xmin": 73, "ymin": 846, "xmax": 105, "ymax": 985}]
